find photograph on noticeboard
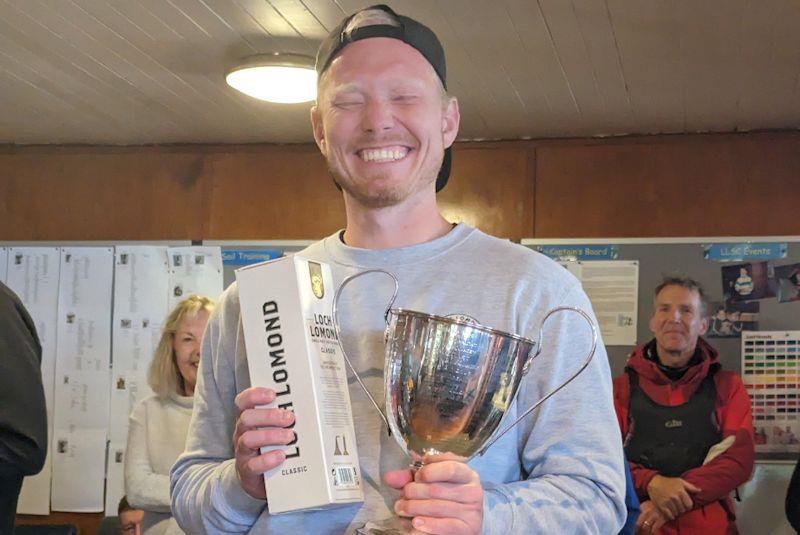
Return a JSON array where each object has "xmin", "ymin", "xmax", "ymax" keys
[
  {"xmin": 721, "ymin": 261, "xmax": 775, "ymax": 303},
  {"xmin": 774, "ymin": 263, "xmax": 800, "ymax": 304},
  {"xmin": 706, "ymin": 301, "xmax": 759, "ymax": 338}
]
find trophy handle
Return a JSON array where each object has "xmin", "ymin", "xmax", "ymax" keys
[
  {"xmin": 332, "ymin": 269, "xmax": 399, "ymax": 435},
  {"xmin": 475, "ymin": 306, "xmax": 598, "ymax": 457}
]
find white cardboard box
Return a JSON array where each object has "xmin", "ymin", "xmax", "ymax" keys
[{"xmin": 236, "ymin": 255, "xmax": 364, "ymax": 514}]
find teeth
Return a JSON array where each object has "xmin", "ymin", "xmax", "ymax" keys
[{"xmin": 359, "ymin": 147, "xmax": 408, "ymax": 162}]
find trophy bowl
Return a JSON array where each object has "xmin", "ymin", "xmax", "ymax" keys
[
  {"xmin": 385, "ymin": 308, "xmax": 536, "ymax": 464},
  {"xmin": 333, "ymin": 269, "xmax": 597, "ymax": 469}
]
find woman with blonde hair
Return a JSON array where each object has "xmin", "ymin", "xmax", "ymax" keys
[{"xmin": 125, "ymin": 295, "xmax": 214, "ymax": 535}]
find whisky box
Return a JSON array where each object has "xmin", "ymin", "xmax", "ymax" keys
[{"xmin": 236, "ymin": 255, "xmax": 363, "ymax": 513}]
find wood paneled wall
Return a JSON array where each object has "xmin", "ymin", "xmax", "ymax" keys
[
  {"xmin": 1, "ymin": 132, "xmax": 798, "ymax": 242},
  {"xmin": 534, "ymin": 132, "xmax": 800, "ymax": 237},
  {"xmin": 2, "ymin": 131, "xmax": 798, "ymax": 243},
  {"xmin": 0, "ymin": 142, "xmax": 534, "ymax": 242}
]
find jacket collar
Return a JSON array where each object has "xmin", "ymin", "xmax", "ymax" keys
[{"xmin": 626, "ymin": 337, "xmax": 718, "ymax": 385}]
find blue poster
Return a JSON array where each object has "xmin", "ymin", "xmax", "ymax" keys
[
  {"xmin": 222, "ymin": 249, "xmax": 283, "ymax": 266},
  {"xmin": 703, "ymin": 243, "xmax": 787, "ymax": 262},
  {"xmin": 536, "ymin": 244, "xmax": 618, "ymax": 261}
]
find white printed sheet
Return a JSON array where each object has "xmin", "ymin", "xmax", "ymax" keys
[
  {"xmin": 167, "ymin": 246, "xmax": 223, "ymax": 309},
  {"xmin": 558, "ymin": 260, "xmax": 639, "ymax": 346},
  {"xmin": 50, "ymin": 247, "xmax": 113, "ymax": 512},
  {"xmin": 109, "ymin": 247, "xmax": 169, "ymax": 440}
]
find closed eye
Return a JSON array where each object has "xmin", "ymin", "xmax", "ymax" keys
[
  {"xmin": 392, "ymin": 94, "xmax": 419, "ymax": 103},
  {"xmin": 333, "ymin": 98, "xmax": 364, "ymax": 109}
]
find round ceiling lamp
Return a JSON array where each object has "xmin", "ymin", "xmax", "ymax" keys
[{"xmin": 225, "ymin": 53, "xmax": 317, "ymax": 104}]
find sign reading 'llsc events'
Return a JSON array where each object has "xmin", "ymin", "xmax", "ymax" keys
[{"xmin": 703, "ymin": 243, "xmax": 787, "ymax": 262}]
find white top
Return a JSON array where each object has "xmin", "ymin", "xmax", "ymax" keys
[{"xmin": 125, "ymin": 392, "xmax": 193, "ymax": 535}]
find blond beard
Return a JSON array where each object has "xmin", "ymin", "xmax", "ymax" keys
[{"xmin": 327, "ymin": 153, "xmax": 442, "ymax": 209}]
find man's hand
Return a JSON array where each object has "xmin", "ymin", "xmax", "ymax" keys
[
  {"xmin": 384, "ymin": 453, "xmax": 483, "ymax": 535},
  {"xmin": 635, "ymin": 500, "xmax": 667, "ymax": 534},
  {"xmin": 646, "ymin": 475, "xmax": 701, "ymax": 520},
  {"xmin": 233, "ymin": 387, "xmax": 296, "ymax": 499}
]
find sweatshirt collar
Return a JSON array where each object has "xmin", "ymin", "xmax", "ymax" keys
[{"xmin": 321, "ymin": 223, "xmax": 476, "ymax": 268}]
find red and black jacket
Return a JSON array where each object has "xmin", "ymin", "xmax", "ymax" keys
[{"xmin": 613, "ymin": 338, "xmax": 755, "ymax": 533}]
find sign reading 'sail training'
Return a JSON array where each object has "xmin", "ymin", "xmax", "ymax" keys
[{"xmin": 236, "ymin": 256, "xmax": 363, "ymax": 514}]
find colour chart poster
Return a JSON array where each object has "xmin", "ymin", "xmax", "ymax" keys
[{"xmin": 743, "ymin": 331, "xmax": 800, "ymax": 455}]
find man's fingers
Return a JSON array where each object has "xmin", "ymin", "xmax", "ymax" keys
[
  {"xmin": 415, "ymin": 460, "xmax": 477, "ymax": 485},
  {"xmin": 666, "ymin": 494, "xmax": 690, "ymax": 517},
  {"xmin": 406, "ymin": 516, "xmax": 470, "ymax": 535},
  {"xmin": 637, "ymin": 516, "xmax": 658, "ymax": 535},
  {"xmin": 234, "ymin": 407, "xmax": 295, "ymax": 439},
  {"xmin": 683, "ymin": 480, "xmax": 702, "ymax": 494},
  {"xmin": 402, "ymin": 481, "xmax": 483, "ymax": 504},
  {"xmin": 384, "ymin": 469, "xmax": 414, "ymax": 490},
  {"xmin": 655, "ymin": 502, "xmax": 675, "ymax": 521},
  {"xmin": 679, "ymin": 491, "xmax": 694, "ymax": 511},
  {"xmin": 395, "ymin": 497, "xmax": 479, "ymax": 519},
  {"xmin": 234, "ymin": 387, "xmax": 275, "ymax": 412},
  {"xmin": 235, "ymin": 446, "xmax": 286, "ymax": 500},
  {"xmin": 635, "ymin": 519, "xmax": 652, "ymax": 535},
  {"xmin": 422, "ymin": 452, "xmax": 467, "ymax": 464},
  {"xmin": 237, "ymin": 428, "xmax": 295, "ymax": 454},
  {"xmin": 246, "ymin": 450, "xmax": 286, "ymax": 474}
]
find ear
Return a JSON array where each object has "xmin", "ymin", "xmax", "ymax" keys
[
  {"xmin": 699, "ymin": 316, "xmax": 709, "ymax": 335},
  {"xmin": 441, "ymin": 96, "xmax": 460, "ymax": 148},
  {"xmin": 310, "ymin": 105, "xmax": 327, "ymax": 156}
]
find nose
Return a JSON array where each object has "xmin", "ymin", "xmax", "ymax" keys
[{"xmin": 361, "ymin": 98, "xmax": 394, "ymax": 133}]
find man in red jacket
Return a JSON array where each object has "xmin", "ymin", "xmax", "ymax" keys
[{"xmin": 613, "ymin": 276, "xmax": 754, "ymax": 534}]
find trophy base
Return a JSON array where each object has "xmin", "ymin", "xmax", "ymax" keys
[{"xmin": 356, "ymin": 517, "xmax": 416, "ymax": 534}]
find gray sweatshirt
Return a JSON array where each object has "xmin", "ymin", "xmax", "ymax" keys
[{"xmin": 170, "ymin": 224, "xmax": 625, "ymax": 534}]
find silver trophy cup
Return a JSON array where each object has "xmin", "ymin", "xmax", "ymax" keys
[{"xmin": 332, "ymin": 269, "xmax": 597, "ymax": 533}]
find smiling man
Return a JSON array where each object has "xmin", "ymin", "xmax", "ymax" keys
[
  {"xmin": 171, "ymin": 5, "xmax": 625, "ymax": 534},
  {"xmin": 613, "ymin": 276, "xmax": 754, "ymax": 534}
]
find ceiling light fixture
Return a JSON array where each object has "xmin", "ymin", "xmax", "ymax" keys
[{"xmin": 225, "ymin": 53, "xmax": 317, "ymax": 104}]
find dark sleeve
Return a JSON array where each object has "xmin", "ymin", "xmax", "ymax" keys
[
  {"xmin": 0, "ymin": 282, "xmax": 47, "ymax": 478},
  {"xmin": 787, "ymin": 456, "xmax": 800, "ymax": 532}
]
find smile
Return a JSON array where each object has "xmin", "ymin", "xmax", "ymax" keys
[{"xmin": 357, "ymin": 146, "xmax": 409, "ymax": 162}]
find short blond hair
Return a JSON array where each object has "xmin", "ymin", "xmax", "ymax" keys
[{"xmin": 147, "ymin": 295, "xmax": 215, "ymax": 398}]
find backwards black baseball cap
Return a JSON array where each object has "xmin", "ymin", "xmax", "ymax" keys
[{"xmin": 315, "ymin": 4, "xmax": 453, "ymax": 192}]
